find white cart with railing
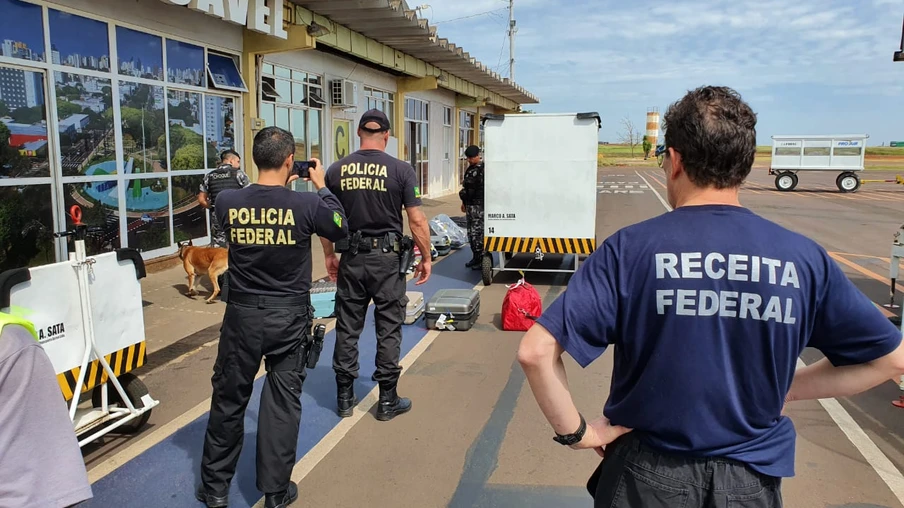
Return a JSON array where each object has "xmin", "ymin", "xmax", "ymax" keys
[
  {"xmin": 0, "ymin": 208, "xmax": 158, "ymax": 447},
  {"xmin": 769, "ymin": 134, "xmax": 869, "ymax": 192}
]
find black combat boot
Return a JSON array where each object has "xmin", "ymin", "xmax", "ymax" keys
[
  {"xmin": 466, "ymin": 253, "xmax": 481, "ymax": 269},
  {"xmin": 264, "ymin": 482, "xmax": 298, "ymax": 508},
  {"xmin": 375, "ymin": 382, "xmax": 412, "ymax": 422},
  {"xmin": 336, "ymin": 377, "xmax": 357, "ymax": 418}
]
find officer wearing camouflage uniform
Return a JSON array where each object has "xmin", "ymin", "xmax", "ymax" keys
[
  {"xmin": 199, "ymin": 149, "xmax": 250, "ymax": 247},
  {"xmin": 459, "ymin": 145, "xmax": 485, "ymax": 269}
]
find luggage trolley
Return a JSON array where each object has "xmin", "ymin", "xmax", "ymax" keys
[
  {"xmin": 479, "ymin": 112, "xmax": 601, "ymax": 286},
  {"xmin": 0, "ymin": 205, "xmax": 158, "ymax": 446},
  {"xmin": 768, "ymin": 134, "xmax": 869, "ymax": 193}
]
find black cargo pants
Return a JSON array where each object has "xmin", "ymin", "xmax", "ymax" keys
[
  {"xmin": 333, "ymin": 248, "xmax": 407, "ymax": 385},
  {"xmin": 588, "ymin": 434, "xmax": 783, "ymax": 508},
  {"xmin": 200, "ymin": 292, "xmax": 311, "ymax": 496}
]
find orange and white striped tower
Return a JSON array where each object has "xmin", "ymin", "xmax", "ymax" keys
[{"xmin": 645, "ymin": 107, "xmax": 660, "ymax": 148}]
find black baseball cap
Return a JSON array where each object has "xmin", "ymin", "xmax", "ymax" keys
[
  {"xmin": 464, "ymin": 145, "xmax": 481, "ymax": 158},
  {"xmin": 359, "ymin": 109, "xmax": 391, "ymax": 133}
]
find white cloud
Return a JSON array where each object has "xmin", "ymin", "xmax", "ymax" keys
[{"xmin": 420, "ymin": 0, "xmax": 904, "ymax": 142}]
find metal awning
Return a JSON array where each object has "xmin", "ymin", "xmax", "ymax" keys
[{"xmin": 289, "ymin": 0, "xmax": 539, "ymax": 105}]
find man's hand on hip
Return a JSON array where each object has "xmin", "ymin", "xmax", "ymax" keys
[{"xmin": 571, "ymin": 416, "xmax": 633, "ymax": 458}]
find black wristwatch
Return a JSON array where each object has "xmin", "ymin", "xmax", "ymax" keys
[{"xmin": 553, "ymin": 413, "xmax": 587, "ymax": 446}]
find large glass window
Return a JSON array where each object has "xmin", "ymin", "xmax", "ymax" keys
[
  {"xmin": 119, "ymin": 81, "xmax": 167, "ymax": 174},
  {"xmin": 168, "ymin": 90, "xmax": 204, "ymax": 171},
  {"xmin": 125, "ymin": 176, "xmax": 170, "ymax": 252},
  {"xmin": 204, "ymin": 95, "xmax": 235, "ymax": 168},
  {"xmin": 171, "ymin": 174, "xmax": 207, "ymax": 242},
  {"xmin": 261, "ymin": 62, "xmax": 323, "ymax": 192},
  {"xmin": 55, "ymin": 72, "xmax": 115, "ymax": 177},
  {"xmin": 62, "ymin": 181, "xmax": 120, "ymax": 255},
  {"xmin": 116, "ymin": 27, "xmax": 163, "ymax": 81},
  {"xmin": 0, "ymin": 2, "xmax": 245, "ymax": 264},
  {"xmin": 364, "ymin": 86, "xmax": 394, "ymax": 129},
  {"xmin": 405, "ymin": 98, "xmax": 429, "ymax": 196},
  {"xmin": 0, "ymin": 184, "xmax": 55, "ymax": 270},
  {"xmin": 0, "ymin": 0, "xmax": 45, "ymax": 63},
  {"xmin": 0, "ymin": 67, "xmax": 49, "ymax": 178},
  {"xmin": 166, "ymin": 40, "xmax": 205, "ymax": 87},
  {"xmin": 48, "ymin": 9, "xmax": 111, "ymax": 72}
]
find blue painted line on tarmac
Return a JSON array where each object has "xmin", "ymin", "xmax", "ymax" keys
[{"xmin": 85, "ymin": 248, "xmax": 480, "ymax": 508}]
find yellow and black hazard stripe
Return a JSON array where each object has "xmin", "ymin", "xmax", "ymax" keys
[
  {"xmin": 57, "ymin": 341, "xmax": 147, "ymax": 401},
  {"xmin": 483, "ymin": 237, "xmax": 596, "ymax": 255}
]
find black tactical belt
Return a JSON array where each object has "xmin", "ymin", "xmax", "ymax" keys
[
  {"xmin": 227, "ymin": 290, "xmax": 310, "ymax": 308},
  {"xmin": 335, "ymin": 232, "xmax": 399, "ymax": 254}
]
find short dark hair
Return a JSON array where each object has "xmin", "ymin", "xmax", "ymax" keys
[
  {"xmin": 220, "ymin": 149, "xmax": 240, "ymax": 161},
  {"xmin": 252, "ymin": 126, "xmax": 295, "ymax": 171},
  {"xmin": 662, "ymin": 86, "xmax": 757, "ymax": 189}
]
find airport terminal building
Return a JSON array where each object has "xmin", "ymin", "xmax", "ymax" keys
[{"xmin": 0, "ymin": 0, "xmax": 538, "ymax": 268}]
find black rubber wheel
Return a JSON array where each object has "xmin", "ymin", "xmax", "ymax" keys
[
  {"xmin": 836, "ymin": 172, "xmax": 861, "ymax": 193},
  {"xmin": 91, "ymin": 372, "xmax": 152, "ymax": 433},
  {"xmin": 774, "ymin": 172, "xmax": 798, "ymax": 191},
  {"xmin": 481, "ymin": 253, "xmax": 493, "ymax": 286}
]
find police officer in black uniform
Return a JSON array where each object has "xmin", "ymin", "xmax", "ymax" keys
[
  {"xmin": 320, "ymin": 109, "xmax": 433, "ymax": 422},
  {"xmin": 459, "ymin": 145, "xmax": 484, "ymax": 269},
  {"xmin": 196, "ymin": 127, "xmax": 348, "ymax": 508},
  {"xmin": 199, "ymin": 149, "xmax": 251, "ymax": 248}
]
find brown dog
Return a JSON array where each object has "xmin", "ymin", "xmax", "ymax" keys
[{"xmin": 178, "ymin": 240, "xmax": 229, "ymax": 303}]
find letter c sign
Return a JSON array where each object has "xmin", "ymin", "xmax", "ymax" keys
[{"xmin": 334, "ymin": 120, "xmax": 349, "ymax": 160}]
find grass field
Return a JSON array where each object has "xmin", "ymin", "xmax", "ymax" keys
[{"xmin": 598, "ymin": 144, "xmax": 904, "ymax": 171}]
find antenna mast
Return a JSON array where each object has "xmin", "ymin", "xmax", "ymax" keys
[{"xmin": 508, "ymin": 0, "xmax": 516, "ymax": 81}]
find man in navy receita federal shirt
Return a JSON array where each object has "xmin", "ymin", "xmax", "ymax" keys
[{"xmin": 517, "ymin": 85, "xmax": 904, "ymax": 507}]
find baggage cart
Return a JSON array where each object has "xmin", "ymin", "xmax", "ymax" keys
[
  {"xmin": 768, "ymin": 134, "xmax": 869, "ymax": 192},
  {"xmin": 0, "ymin": 207, "xmax": 158, "ymax": 447},
  {"xmin": 479, "ymin": 112, "xmax": 601, "ymax": 286}
]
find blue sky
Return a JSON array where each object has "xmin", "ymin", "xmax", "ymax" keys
[
  {"xmin": 116, "ymin": 26, "xmax": 162, "ymax": 69},
  {"xmin": 48, "ymin": 8, "xmax": 109, "ymax": 61},
  {"xmin": 0, "ymin": 0, "xmax": 44, "ymax": 54},
  {"xmin": 166, "ymin": 40, "xmax": 204, "ymax": 72},
  {"xmin": 424, "ymin": 0, "xmax": 904, "ymax": 146}
]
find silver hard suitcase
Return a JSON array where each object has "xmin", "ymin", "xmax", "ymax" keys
[
  {"xmin": 424, "ymin": 289, "xmax": 480, "ymax": 331},
  {"xmin": 404, "ymin": 291, "xmax": 425, "ymax": 325}
]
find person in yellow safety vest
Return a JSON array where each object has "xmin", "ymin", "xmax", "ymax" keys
[{"xmin": 0, "ymin": 312, "xmax": 94, "ymax": 508}]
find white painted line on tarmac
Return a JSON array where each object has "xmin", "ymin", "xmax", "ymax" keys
[
  {"xmin": 636, "ymin": 171, "xmax": 672, "ymax": 211},
  {"xmin": 87, "ymin": 321, "xmax": 335, "ymax": 484},
  {"xmin": 637, "ymin": 167, "xmax": 904, "ymax": 504},
  {"xmin": 90, "ymin": 267, "xmax": 438, "ymax": 481},
  {"xmin": 250, "ymin": 283, "xmax": 489, "ymax": 508},
  {"xmin": 799, "ymin": 358, "xmax": 904, "ymax": 505}
]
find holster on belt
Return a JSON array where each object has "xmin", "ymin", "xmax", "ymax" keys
[{"xmin": 398, "ymin": 235, "xmax": 414, "ymax": 274}]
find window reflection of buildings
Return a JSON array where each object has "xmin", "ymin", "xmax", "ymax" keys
[
  {"xmin": 0, "ymin": 3, "xmax": 244, "ymax": 257},
  {"xmin": 2, "ymin": 39, "xmax": 44, "ymax": 61},
  {"xmin": 0, "ymin": 67, "xmax": 44, "ymax": 110}
]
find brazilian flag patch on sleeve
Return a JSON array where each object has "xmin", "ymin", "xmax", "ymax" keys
[
  {"xmin": 414, "ymin": 186, "xmax": 421, "ymax": 198},
  {"xmin": 333, "ymin": 211, "xmax": 343, "ymax": 228}
]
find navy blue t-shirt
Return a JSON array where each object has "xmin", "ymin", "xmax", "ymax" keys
[{"xmin": 536, "ymin": 204, "xmax": 902, "ymax": 478}]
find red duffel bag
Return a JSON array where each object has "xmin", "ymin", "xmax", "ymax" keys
[{"xmin": 501, "ymin": 278, "xmax": 542, "ymax": 331}]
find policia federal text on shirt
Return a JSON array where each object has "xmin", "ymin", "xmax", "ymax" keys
[
  {"xmin": 196, "ymin": 127, "xmax": 348, "ymax": 508},
  {"xmin": 320, "ymin": 109, "xmax": 433, "ymax": 423}
]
